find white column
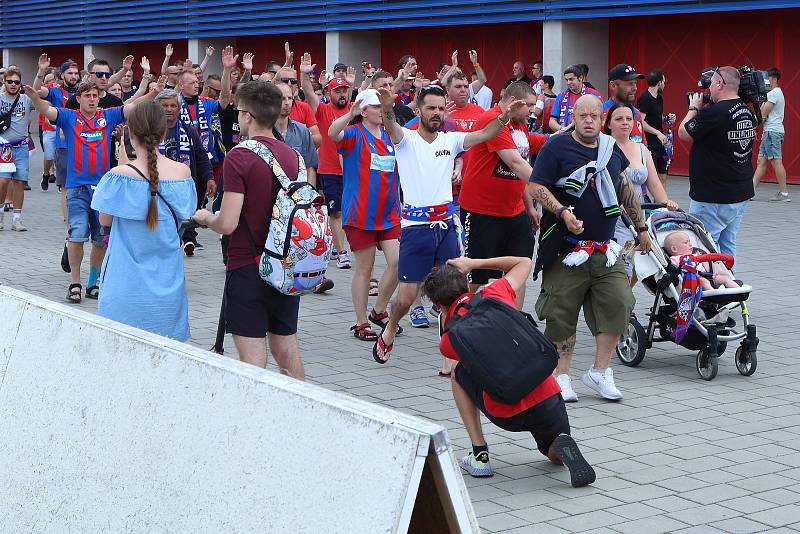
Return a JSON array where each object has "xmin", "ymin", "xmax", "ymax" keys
[
  {"xmin": 2, "ymin": 48, "xmax": 41, "ymax": 81},
  {"xmin": 325, "ymin": 31, "xmax": 381, "ymax": 83},
  {"xmin": 84, "ymin": 43, "xmax": 129, "ymax": 70},
  {"xmin": 543, "ymin": 19, "xmax": 609, "ymax": 98},
  {"xmin": 188, "ymin": 38, "xmax": 229, "ymax": 77}
]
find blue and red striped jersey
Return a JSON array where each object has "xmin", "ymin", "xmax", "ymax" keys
[
  {"xmin": 56, "ymin": 107, "xmax": 125, "ymax": 187},
  {"xmin": 337, "ymin": 123, "xmax": 401, "ymax": 231},
  {"xmin": 47, "ymin": 86, "xmax": 74, "ymax": 148}
]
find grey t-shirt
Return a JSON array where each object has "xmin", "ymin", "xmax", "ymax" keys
[
  {"xmin": 0, "ymin": 91, "xmax": 32, "ymax": 143},
  {"xmin": 280, "ymin": 118, "xmax": 319, "ymax": 169},
  {"xmin": 763, "ymin": 87, "xmax": 785, "ymax": 134}
]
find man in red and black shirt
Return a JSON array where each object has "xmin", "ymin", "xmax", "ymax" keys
[{"xmin": 422, "ymin": 255, "xmax": 595, "ymax": 488}]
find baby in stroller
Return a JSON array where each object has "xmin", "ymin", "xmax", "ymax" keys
[{"xmin": 663, "ymin": 231, "xmax": 739, "ymax": 290}]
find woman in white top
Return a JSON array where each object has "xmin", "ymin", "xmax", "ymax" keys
[{"xmin": 604, "ymin": 103, "xmax": 678, "ymax": 284}]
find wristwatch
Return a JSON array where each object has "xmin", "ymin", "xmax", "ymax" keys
[{"xmin": 497, "ymin": 115, "xmax": 511, "ymax": 126}]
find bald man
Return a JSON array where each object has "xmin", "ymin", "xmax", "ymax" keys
[
  {"xmin": 679, "ymin": 66, "xmax": 755, "ymax": 261},
  {"xmin": 528, "ymin": 95, "xmax": 651, "ymax": 402},
  {"xmin": 505, "ymin": 61, "xmax": 532, "ymax": 88}
]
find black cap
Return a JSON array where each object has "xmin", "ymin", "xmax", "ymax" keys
[
  {"xmin": 333, "ymin": 63, "xmax": 347, "ymax": 72},
  {"xmin": 609, "ymin": 64, "xmax": 645, "ymax": 82}
]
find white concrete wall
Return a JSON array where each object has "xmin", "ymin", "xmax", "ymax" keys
[
  {"xmin": 0, "ymin": 286, "xmax": 478, "ymax": 533},
  {"xmin": 188, "ymin": 37, "xmax": 229, "ymax": 78},
  {"xmin": 543, "ymin": 19, "xmax": 609, "ymax": 98},
  {"xmin": 2, "ymin": 47, "xmax": 41, "ymax": 83},
  {"xmin": 84, "ymin": 42, "xmax": 129, "ymax": 71},
  {"xmin": 326, "ymin": 30, "xmax": 381, "ymax": 86}
]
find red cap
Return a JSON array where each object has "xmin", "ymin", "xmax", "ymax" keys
[{"xmin": 326, "ymin": 77, "xmax": 350, "ymax": 90}]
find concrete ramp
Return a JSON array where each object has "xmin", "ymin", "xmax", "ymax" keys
[{"xmin": 0, "ymin": 286, "xmax": 479, "ymax": 533}]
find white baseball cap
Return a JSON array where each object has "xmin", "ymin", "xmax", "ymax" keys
[{"xmin": 354, "ymin": 88, "xmax": 380, "ymax": 109}]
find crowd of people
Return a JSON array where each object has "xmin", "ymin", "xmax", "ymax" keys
[{"xmin": 0, "ymin": 43, "xmax": 782, "ymax": 487}]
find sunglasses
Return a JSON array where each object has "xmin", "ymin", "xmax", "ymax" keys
[
  {"xmin": 5, "ymin": 79, "xmax": 21, "ymax": 85},
  {"xmin": 279, "ymin": 78, "xmax": 298, "ymax": 85},
  {"xmin": 92, "ymin": 72, "xmax": 113, "ymax": 79}
]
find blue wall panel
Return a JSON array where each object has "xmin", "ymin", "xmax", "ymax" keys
[{"xmin": 3, "ymin": 0, "xmax": 800, "ymax": 48}]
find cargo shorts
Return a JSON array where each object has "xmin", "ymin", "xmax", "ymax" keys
[{"xmin": 535, "ymin": 252, "xmax": 635, "ymax": 342}]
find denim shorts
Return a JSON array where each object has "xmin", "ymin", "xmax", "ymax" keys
[
  {"xmin": 42, "ymin": 130, "xmax": 57, "ymax": 160},
  {"xmin": 66, "ymin": 186, "xmax": 103, "ymax": 246},
  {"xmin": 759, "ymin": 131, "xmax": 784, "ymax": 160},
  {"xmin": 0, "ymin": 145, "xmax": 30, "ymax": 181}
]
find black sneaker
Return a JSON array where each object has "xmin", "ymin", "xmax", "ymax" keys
[
  {"xmin": 552, "ymin": 434, "xmax": 596, "ymax": 488},
  {"xmin": 41, "ymin": 174, "xmax": 50, "ymax": 191},
  {"xmin": 23, "ymin": 183, "xmax": 31, "ymax": 191},
  {"xmin": 48, "ymin": 174, "xmax": 56, "ymax": 183},
  {"xmin": 194, "ymin": 240, "xmax": 204, "ymax": 250},
  {"xmin": 61, "ymin": 243, "xmax": 71, "ymax": 273},
  {"xmin": 183, "ymin": 241, "xmax": 195, "ymax": 256},
  {"xmin": 3, "ymin": 203, "xmax": 10, "ymax": 212}
]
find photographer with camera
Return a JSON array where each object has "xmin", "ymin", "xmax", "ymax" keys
[{"xmin": 678, "ymin": 66, "xmax": 756, "ymax": 262}]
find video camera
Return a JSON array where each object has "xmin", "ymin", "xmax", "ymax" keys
[{"xmin": 688, "ymin": 66, "xmax": 771, "ymax": 123}]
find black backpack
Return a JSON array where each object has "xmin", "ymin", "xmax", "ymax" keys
[{"xmin": 445, "ymin": 293, "xmax": 558, "ymax": 404}]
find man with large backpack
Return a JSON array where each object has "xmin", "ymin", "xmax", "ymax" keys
[
  {"xmin": 422, "ymin": 255, "xmax": 595, "ymax": 488},
  {"xmin": 192, "ymin": 81, "xmax": 306, "ymax": 378}
]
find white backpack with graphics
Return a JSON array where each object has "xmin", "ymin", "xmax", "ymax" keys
[{"xmin": 236, "ymin": 140, "xmax": 332, "ymax": 295}]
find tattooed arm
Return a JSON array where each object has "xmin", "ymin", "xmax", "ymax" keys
[
  {"xmin": 377, "ymin": 88, "xmax": 404, "ymax": 144},
  {"xmin": 617, "ymin": 173, "xmax": 652, "ymax": 253},
  {"xmin": 527, "ymin": 182, "xmax": 584, "ymax": 235}
]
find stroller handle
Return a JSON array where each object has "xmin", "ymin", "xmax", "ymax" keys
[{"xmin": 641, "ymin": 202, "xmax": 683, "ymax": 212}]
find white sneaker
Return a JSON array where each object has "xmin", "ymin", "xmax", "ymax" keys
[
  {"xmin": 556, "ymin": 374, "xmax": 578, "ymax": 402},
  {"xmin": 769, "ymin": 192, "xmax": 791, "ymax": 202},
  {"xmin": 11, "ymin": 220, "xmax": 27, "ymax": 232},
  {"xmin": 581, "ymin": 368, "xmax": 623, "ymax": 400}
]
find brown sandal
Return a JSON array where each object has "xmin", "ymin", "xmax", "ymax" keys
[{"xmin": 351, "ymin": 322, "xmax": 378, "ymax": 341}]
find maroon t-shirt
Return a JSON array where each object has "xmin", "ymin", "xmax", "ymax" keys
[{"xmin": 223, "ymin": 136, "xmax": 300, "ymax": 271}]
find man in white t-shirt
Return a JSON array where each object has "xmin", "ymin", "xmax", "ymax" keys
[
  {"xmin": 470, "ymin": 71, "xmax": 493, "ymax": 110},
  {"xmin": 371, "ymin": 84, "xmax": 525, "ymax": 364},
  {"xmin": 753, "ymin": 67, "xmax": 789, "ymax": 202}
]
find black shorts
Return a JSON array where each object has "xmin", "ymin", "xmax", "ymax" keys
[
  {"xmin": 649, "ymin": 144, "xmax": 668, "ymax": 174},
  {"xmin": 460, "ymin": 208, "xmax": 536, "ymax": 285},
  {"xmin": 225, "ymin": 264, "xmax": 300, "ymax": 337},
  {"xmin": 55, "ymin": 148, "xmax": 67, "ymax": 187},
  {"xmin": 455, "ymin": 364, "xmax": 570, "ymax": 456},
  {"xmin": 318, "ymin": 173, "xmax": 343, "ymax": 215}
]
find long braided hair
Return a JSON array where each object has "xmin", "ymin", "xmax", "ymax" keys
[{"xmin": 126, "ymin": 101, "xmax": 167, "ymax": 230}]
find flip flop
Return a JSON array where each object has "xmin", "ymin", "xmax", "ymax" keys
[{"xmin": 372, "ymin": 324, "xmax": 394, "ymax": 364}]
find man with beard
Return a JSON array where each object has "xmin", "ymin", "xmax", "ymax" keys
[
  {"xmin": 602, "ymin": 64, "xmax": 667, "ymax": 147},
  {"xmin": 300, "ymin": 52, "xmax": 356, "ymax": 269},
  {"xmin": 549, "ymin": 65, "xmax": 602, "ymax": 133},
  {"xmin": 637, "ymin": 70, "xmax": 676, "ymax": 186},
  {"xmin": 371, "ymin": 85, "xmax": 527, "ymax": 364},
  {"xmin": 0, "ymin": 67, "xmax": 33, "ymax": 231},
  {"xmin": 154, "ymin": 88, "xmax": 215, "ymax": 253}
]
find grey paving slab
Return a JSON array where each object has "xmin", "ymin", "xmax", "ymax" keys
[{"xmin": 3, "ymin": 158, "xmax": 800, "ymax": 533}]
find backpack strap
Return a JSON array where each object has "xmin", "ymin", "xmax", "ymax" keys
[{"xmin": 233, "ymin": 139, "xmax": 307, "ymax": 191}]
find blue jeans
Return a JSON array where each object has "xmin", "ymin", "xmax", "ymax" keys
[
  {"xmin": 0, "ymin": 145, "xmax": 30, "ymax": 181},
  {"xmin": 689, "ymin": 200, "xmax": 748, "ymax": 268}
]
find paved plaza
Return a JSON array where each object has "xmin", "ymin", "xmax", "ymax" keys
[{"xmin": 1, "ymin": 156, "xmax": 799, "ymax": 533}]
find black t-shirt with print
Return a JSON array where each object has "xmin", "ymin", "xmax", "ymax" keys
[
  {"xmin": 636, "ymin": 90, "xmax": 664, "ymax": 149},
  {"xmin": 219, "ymin": 103, "xmax": 241, "ymax": 152},
  {"xmin": 532, "ymin": 133, "xmax": 630, "ymax": 275},
  {"xmin": 684, "ymin": 98, "xmax": 755, "ymax": 204}
]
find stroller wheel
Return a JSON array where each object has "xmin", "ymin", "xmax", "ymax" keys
[
  {"xmin": 717, "ymin": 341, "xmax": 728, "ymax": 357},
  {"xmin": 696, "ymin": 349, "xmax": 718, "ymax": 381},
  {"xmin": 735, "ymin": 345, "xmax": 757, "ymax": 376},
  {"xmin": 616, "ymin": 317, "xmax": 647, "ymax": 367}
]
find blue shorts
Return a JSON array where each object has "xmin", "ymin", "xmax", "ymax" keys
[
  {"xmin": 318, "ymin": 173, "xmax": 343, "ymax": 215},
  {"xmin": 0, "ymin": 145, "xmax": 30, "ymax": 181},
  {"xmin": 398, "ymin": 219, "xmax": 460, "ymax": 283},
  {"xmin": 42, "ymin": 130, "xmax": 57, "ymax": 160},
  {"xmin": 66, "ymin": 186, "xmax": 104, "ymax": 246},
  {"xmin": 759, "ymin": 131, "xmax": 784, "ymax": 160}
]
